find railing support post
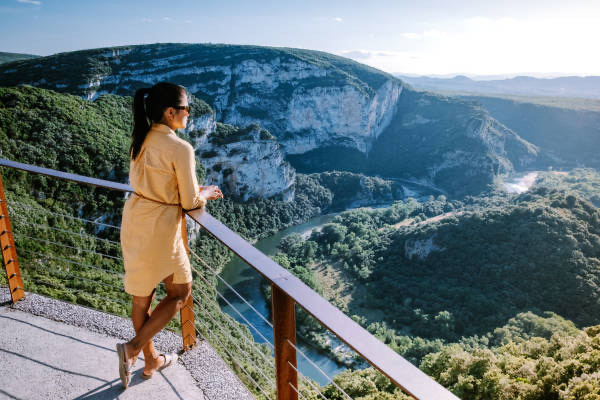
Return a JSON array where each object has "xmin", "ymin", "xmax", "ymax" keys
[
  {"xmin": 180, "ymin": 213, "xmax": 196, "ymax": 351},
  {"xmin": 272, "ymin": 284, "xmax": 298, "ymax": 400},
  {"xmin": 0, "ymin": 171, "xmax": 25, "ymax": 303}
]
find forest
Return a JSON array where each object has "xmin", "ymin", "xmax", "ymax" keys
[{"xmin": 273, "ymin": 169, "xmax": 600, "ymax": 398}]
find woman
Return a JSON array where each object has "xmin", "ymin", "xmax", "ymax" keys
[{"xmin": 116, "ymin": 82, "xmax": 223, "ymax": 388}]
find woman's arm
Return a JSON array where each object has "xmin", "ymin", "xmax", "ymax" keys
[{"xmin": 173, "ymin": 142, "xmax": 207, "ymax": 210}]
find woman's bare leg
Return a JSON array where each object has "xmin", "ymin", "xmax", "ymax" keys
[
  {"xmin": 131, "ymin": 288, "xmax": 163, "ymax": 374},
  {"xmin": 123, "ymin": 274, "xmax": 192, "ymax": 363}
]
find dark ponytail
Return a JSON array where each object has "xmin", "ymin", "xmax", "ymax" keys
[
  {"xmin": 130, "ymin": 82, "xmax": 187, "ymax": 160},
  {"xmin": 130, "ymin": 88, "xmax": 152, "ymax": 159}
]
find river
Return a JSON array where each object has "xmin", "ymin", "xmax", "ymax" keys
[
  {"xmin": 215, "ymin": 173, "xmax": 538, "ymax": 385},
  {"xmin": 503, "ymin": 171, "xmax": 539, "ymax": 193},
  {"xmin": 216, "ymin": 213, "xmax": 345, "ymax": 386}
]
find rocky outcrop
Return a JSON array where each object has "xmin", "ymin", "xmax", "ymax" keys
[
  {"xmin": 0, "ymin": 44, "xmax": 543, "ymax": 197},
  {"xmin": 461, "ymin": 95, "xmax": 600, "ymax": 169},
  {"xmin": 282, "ymin": 80, "xmax": 402, "ymax": 153},
  {"xmin": 0, "ymin": 43, "xmax": 402, "ymax": 156},
  {"xmin": 405, "ymin": 235, "xmax": 445, "ymax": 260},
  {"xmin": 364, "ymin": 89, "xmax": 539, "ymax": 196},
  {"xmin": 196, "ymin": 124, "xmax": 295, "ymax": 201},
  {"xmin": 186, "ymin": 113, "xmax": 216, "ymax": 135}
]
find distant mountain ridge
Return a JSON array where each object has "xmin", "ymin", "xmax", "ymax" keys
[
  {"xmin": 0, "ymin": 43, "xmax": 540, "ymax": 196},
  {"xmin": 0, "ymin": 43, "xmax": 401, "ymax": 155},
  {"xmin": 398, "ymin": 74, "xmax": 600, "ymax": 99},
  {"xmin": 460, "ymin": 95, "xmax": 600, "ymax": 169},
  {"xmin": 0, "ymin": 51, "xmax": 39, "ymax": 65}
]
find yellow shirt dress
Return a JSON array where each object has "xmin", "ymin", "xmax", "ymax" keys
[{"xmin": 120, "ymin": 123, "xmax": 206, "ymax": 296}]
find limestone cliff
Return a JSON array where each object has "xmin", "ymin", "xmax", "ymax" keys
[
  {"xmin": 195, "ymin": 123, "xmax": 295, "ymax": 201},
  {"xmin": 0, "ymin": 43, "xmax": 401, "ymax": 156},
  {"xmin": 0, "ymin": 43, "xmax": 540, "ymax": 197},
  {"xmin": 290, "ymin": 89, "xmax": 539, "ymax": 196}
]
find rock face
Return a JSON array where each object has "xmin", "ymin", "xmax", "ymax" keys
[
  {"xmin": 226, "ymin": 76, "xmax": 402, "ymax": 154},
  {"xmin": 0, "ymin": 43, "xmax": 401, "ymax": 156},
  {"xmin": 0, "ymin": 43, "xmax": 541, "ymax": 197},
  {"xmin": 405, "ymin": 235, "xmax": 445, "ymax": 260},
  {"xmin": 459, "ymin": 95, "xmax": 600, "ymax": 169},
  {"xmin": 196, "ymin": 124, "xmax": 295, "ymax": 201},
  {"xmin": 185, "ymin": 113, "xmax": 294, "ymax": 201},
  {"xmin": 289, "ymin": 89, "xmax": 539, "ymax": 196},
  {"xmin": 365, "ymin": 90, "xmax": 538, "ymax": 196},
  {"xmin": 185, "ymin": 113, "xmax": 216, "ymax": 135},
  {"xmin": 423, "ymin": 115, "xmax": 537, "ymax": 183}
]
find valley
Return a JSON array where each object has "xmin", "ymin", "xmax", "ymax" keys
[{"xmin": 1, "ymin": 42, "xmax": 599, "ymax": 399}]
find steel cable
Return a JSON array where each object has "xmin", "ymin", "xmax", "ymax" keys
[
  {"xmin": 191, "ymin": 268, "xmax": 275, "ymax": 350},
  {"xmin": 180, "ymin": 309, "xmax": 209, "ymax": 346},
  {"xmin": 11, "ymin": 216, "xmax": 121, "ymax": 246},
  {"xmin": 184, "ymin": 230, "xmax": 347, "ymax": 398},
  {"xmin": 288, "ymin": 381, "xmax": 308, "ymax": 400},
  {"xmin": 24, "ymin": 275, "xmax": 130, "ymax": 306},
  {"xmin": 286, "ymin": 361, "xmax": 329, "ymax": 400},
  {"xmin": 192, "ymin": 295, "xmax": 277, "ymax": 391},
  {"xmin": 188, "ymin": 247, "xmax": 274, "ymax": 329},
  {"xmin": 194, "ymin": 316, "xmax": 274, "ymax": 400},
  {"xmin": 27, "ymin": 262, "xmax": 123, "ymax": 291},
  {"xmin": 20, "ymin": 248, "xmax": 124, "ymax": 277},
  {"xmin": 192, "ymin": 291, "xmax": 276, "ymax": 369},
  {"xmin": 286, "ymin": 338, "xmax": 353, "ymax": 399},
  {"xmin": 14, "ymin": 233, "xmax": 123, "ymax": 261},
  {"xmin": 10, "ymin": 201, "xmax": 121, "ymax": 230}
]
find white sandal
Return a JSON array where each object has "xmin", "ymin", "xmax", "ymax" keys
[
  {"xmin": 116, "ymin": 343, "xmax": 134, "ymax": 389},
  {"xmin": 141, "ymin": 353, "xmax": 177, "ymax": 380}
]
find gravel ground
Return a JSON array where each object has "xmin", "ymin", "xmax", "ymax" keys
[{"xmin": 0, "ymin": 286, "xmax": 255, "ymax": 400}]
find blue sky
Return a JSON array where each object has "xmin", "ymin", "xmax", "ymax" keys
[{"xmin": 1, "ymin": 0, "xmax": 599, "ymax": 77}]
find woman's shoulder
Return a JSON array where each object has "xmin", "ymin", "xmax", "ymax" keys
[
  {"xmin": 150, "ymin": 128, "xmax": 192, "ymax": 151},
  {"xmin": 168, "ymin": 134, "xmax": 194, "ymax": 154},
  {"xmin": 145, "ymin": 126, "xmax": 195, "ymax": 161},
  {"xmin": 157, "ymin": 134, "xmax": 195, "ymax": 162}
]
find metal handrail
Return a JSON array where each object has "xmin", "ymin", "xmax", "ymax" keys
[{"xmin": 0, "ymin": 157, "xmax": 459, "ymax": 400}]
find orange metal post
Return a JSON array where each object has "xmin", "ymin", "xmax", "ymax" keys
[
  {"xmin": 0, "ymin": 171, "xmax": 25, "ymax": 303},
  {"xmin": 272, "ymin": 284, "xmax": 298, "ymax": 400},
  {"xmin": 180, "ymin": 213, "xmax": 197, "ymax": 350}
]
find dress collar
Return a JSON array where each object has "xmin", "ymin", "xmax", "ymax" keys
[{"xmin": 151, "ymin": 123, "xmax": 176, "ymax": 136}]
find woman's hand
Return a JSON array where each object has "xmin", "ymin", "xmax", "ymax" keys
[{"xmin": 200, "ymin": 185, "xmax": 223, "ymax": 201}]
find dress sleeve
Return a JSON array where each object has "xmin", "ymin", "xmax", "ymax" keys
[{"xmin": 173, "ymin": 141, "xmax": 207, "ymax": 210}]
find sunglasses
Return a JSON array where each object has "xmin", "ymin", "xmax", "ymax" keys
[{"xmin": 173, "ymin": 105, "xmax": 190, "ymax": 112}]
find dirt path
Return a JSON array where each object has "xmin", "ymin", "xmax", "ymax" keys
[{"xmin": 384, "ymin": 211, "xmax": 464, "ymax": 230}]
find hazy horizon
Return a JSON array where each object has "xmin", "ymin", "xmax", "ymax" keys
[
  {"xmin": 1, "ymin": 0, "xmax": 598, "ymax": 77},
  {"xmin": 3, "ymin": 45, "xmax": 598, "ymax": 81}
]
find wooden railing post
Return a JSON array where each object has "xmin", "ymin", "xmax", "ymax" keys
[
  {"xmin": 272, "ymin": 284, "xmax": 298, "ymax": 400},
  {"xmin": 0, "ymin": 171, "xmax": 25, "ymax": 303},
  {"xmin": 180, "ymin": 213, "xmax": 196, "ymax": 350}
]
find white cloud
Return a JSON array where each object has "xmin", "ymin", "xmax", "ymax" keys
[
  {"xmin": 358, "ymin": 15, "xmax": 600, "ymax": 75},
  {"xmin": 142, "ymin": 17, "xmax": 153, "ymax": 22},
  {"xmin": 185, "ymin": 20, "xmax": 192, "ymax": 24},
  {"xmin": 17, "ymin": 0, "xmax": 41, "ymax": 5},
  {"xmin": 339, "ymin": 49, "xmax": 416, "ymax": 66},
  {"xmin": 401, "ymin": 32, "xmax": 421, "ymax": 39},
  {"xmin": 422, "ymin": 29, "xmax": 447, "ymax": 38},
  {"xmin": 163, "ymin": 17, "xmax": 172, "ymax": 21},
  {"xmin": 334, "ymin": 17, "xmax": 343, "ymax": 22},
  {"xmin": 441, "ymin": 16, "xmax": 600, "ymax": 75}
]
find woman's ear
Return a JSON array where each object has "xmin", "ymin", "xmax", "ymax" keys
[{"xmin": 166, "ymin": 107, "xmax": 175, "ymax": 121}]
